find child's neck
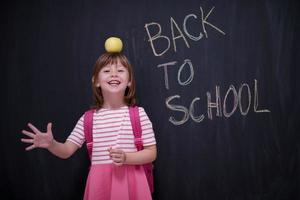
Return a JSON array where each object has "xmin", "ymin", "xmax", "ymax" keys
[{"xmin": 102, "ymin": 94, "xmax": 126, "ymax": 109}]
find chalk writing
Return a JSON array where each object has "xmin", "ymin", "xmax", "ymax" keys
[
  {"xmin": 145, "ymin": 6, "xmax": 226, "ymax": 56},
  {"xmin": 157, "ymin": 61, "xmax": 177, "ymax": 90},
  {"xmin": 144, "ymin": 5, "xmax": 270, "ymax": 126},
  {"xmin": 183, "ymin": 14, "xmax": 204, "ymax": 41},
  {"xmin": 207, "ymin": 85, "xmax": 222, "ymax": 119},
  {"xmin": 177, "ymin": 59, "xmax": 194, "ymax": 86},
  {"xmin": 157, "ymin": 59, "xmax": 194, "ymax": 90},
  {"xmin": 165, "ymin": 79, "xmax": 270, "ymax": 125}
]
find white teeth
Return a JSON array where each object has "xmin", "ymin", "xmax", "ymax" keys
[{"xmin": 108, "ymin": 80, "xmax": 120, "ymax": 85}]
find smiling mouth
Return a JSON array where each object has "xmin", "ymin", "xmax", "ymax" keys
[{"xmin": 108, "ymin": 80, "xmax": 121, "ymax": 86}]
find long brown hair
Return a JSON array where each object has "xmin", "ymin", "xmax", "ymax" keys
[{"xmin": 91, "ymin": 53, "xmax": 136, "ymax": 109}]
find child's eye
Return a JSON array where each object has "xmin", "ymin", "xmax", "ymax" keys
[
  {"xmin": 118, "ymin": 69, "xmax": 125, "ymax": 72},
  {"xmin": 103, "ymin": 70, "xmax": 110, "ymax": 73}
]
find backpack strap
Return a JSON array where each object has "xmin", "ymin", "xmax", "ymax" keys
[
  {"xmin": 129, "ymin": 106, "xmax": 154, "ymax": 193},
  {"xmin": 84, "ymin": 110, "xmax": 94, "ymax": 159},
  {"xmin": 129, "ymin": 106, "xmax": 144, "ymax": 151}
]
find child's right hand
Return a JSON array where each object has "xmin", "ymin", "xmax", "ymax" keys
[{"xmin": 21, "ymin": 123, "xmax": 54, "ymax": 151}]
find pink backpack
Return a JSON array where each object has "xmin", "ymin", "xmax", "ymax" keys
[{"xmin": 83, "ymin": 106, "xmax": 154, "ymax": 193}]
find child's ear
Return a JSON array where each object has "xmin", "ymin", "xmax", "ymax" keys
[
  {"xmin": 92, "ymin": 77, "xmax": 100, "ymax": 87},
  {"xmin": 127, "ymin": 82, "xmax": 132, "ymax": 87}
]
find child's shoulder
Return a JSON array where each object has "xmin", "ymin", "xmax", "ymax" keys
[
  {"xmin": 128, "ymin": 105, "xmax": 147, "ymax": 114},
  {"xmin": 136, "ymin": 106, "xmax": 150, "ymax": 116}
]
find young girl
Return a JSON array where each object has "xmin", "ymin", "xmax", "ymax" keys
[{"xmin": 21, "ymin": 52, "xmax": 157, "ymax": 200}]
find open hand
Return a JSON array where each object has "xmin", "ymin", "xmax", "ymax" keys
[
  {"xmin": 21, "ymin": 123, "xmax": 54, "ymax": 151},
  {"xmin": 108, "ymin": 147, "xmax": 126, "ymax": 166}
]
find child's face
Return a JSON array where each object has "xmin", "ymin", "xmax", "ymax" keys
[{"xmin": 96, "ymin": 60, "xmax": 131, "ymax": 96}]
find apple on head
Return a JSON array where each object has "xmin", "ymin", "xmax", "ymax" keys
[{"xmin": 105, "ymin": 37, "xmax": 123, "ymax": 53}]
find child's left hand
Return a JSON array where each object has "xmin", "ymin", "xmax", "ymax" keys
[{"xmin": 108, "ymin": 147, "xmax": 126, "ymax": 166}]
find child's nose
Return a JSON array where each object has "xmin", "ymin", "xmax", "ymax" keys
[{"xmin": 110, "ymin": 68, "xmax": 117, "ymax": 76}]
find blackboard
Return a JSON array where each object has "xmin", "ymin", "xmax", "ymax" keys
[{"xmin": 1, "ymin": 0, "xmax": 300, "ymax": 199}]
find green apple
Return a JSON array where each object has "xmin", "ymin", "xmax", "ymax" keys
[{"xmin": 104, "ymin": 37, "xmax": 123, "ymax": 53}]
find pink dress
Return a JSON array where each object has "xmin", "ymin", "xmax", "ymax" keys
[
  {"xmin": 67, "ymin": 106, "xmax": 156, "ymax": 200},
  {"xmin": 84, "ymin": 164, "xmax": 152, "ymax": 200}
]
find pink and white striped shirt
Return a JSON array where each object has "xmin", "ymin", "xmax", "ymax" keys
[{"xmin": 67, "ymin": 106, "xmax": 156, "ymax": 165}]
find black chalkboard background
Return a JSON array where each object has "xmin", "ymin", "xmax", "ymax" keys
[{"xmin": 1, "ymin": 0, "xmax": 299, "ymax": 199}]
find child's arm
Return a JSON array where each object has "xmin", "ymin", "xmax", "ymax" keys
[
  {"xmin": 109, "ymin": 145, "xmax": 157, "ymax": 166},
  {"xmin": 21, "ymin": 123, "xmax": 79, "ymax": 159}
]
